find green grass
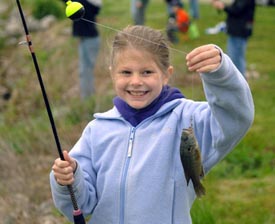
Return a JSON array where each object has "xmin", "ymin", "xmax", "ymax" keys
[
  {"xmin": 1, "ymin": 0, "xmax": 275, "ymax": 223},
  {"xmin": 191, "ymin": 175, "xmax": 275, "ymax": 224}
]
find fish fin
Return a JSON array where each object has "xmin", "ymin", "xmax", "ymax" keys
[
  {"xmin": 186, "ymin": 177, "xmax": 191, "ymax": 186},
  {"xmin": 184, "ymin": 172, "xmax": 191, "ymax": 186},
  {"xmin": 194, "ymin": 181, "xmax": 206, "ymax": 198}
]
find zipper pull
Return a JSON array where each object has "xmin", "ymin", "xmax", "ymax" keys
[
  {"xmin": 127, "ymin": 128, "xmax": 135, "ymax": 157},
  {"xmin": 127, "ymin": 139, "xmax": 133, "ymax": 157}
]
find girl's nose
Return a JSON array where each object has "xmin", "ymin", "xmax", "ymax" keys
[{"xmin": 130, "ymin": 73, "xmax": 143, "ymax": 85}]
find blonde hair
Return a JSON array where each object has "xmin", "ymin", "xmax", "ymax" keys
[{"xmin": 110, "ymin": 25, "xmax": 170, "ymax": 73}]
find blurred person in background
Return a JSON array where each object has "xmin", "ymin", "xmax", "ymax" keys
[
  {"xmin": 212, "ymin": 0, "xmax": 256, "ymax": 78},
  {"xmin": 72, "ymin": 0, "xmax": 102, "ymax": 99},
  {"xmin": 131, "ymin": 0, "xmax": 150, "ymax": 25},
  {"xmin": 165, "ymin": 1, "xmax": 190, "ymax": 43},
  {"xmin": 165, "ymin": 0, "xmax": 184, "ymax": 15},
  {"xmin": 189, "ymin": 0, "xmax": 200, "ymax": 19}
]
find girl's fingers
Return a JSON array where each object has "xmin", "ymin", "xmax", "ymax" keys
[
  {"xmin": 186, "ymin": 45, "xmax": 221, "ymax": 72},
  {"xmin": 186, "ymin": 44, "xmax": 214, "ymax": 60},
  {"xmin": 55, "ymin": 172, "xmax": 75, "ymax": 185},
  {"xmin": 52, "ymin": 159, "xmax": 75, "ymax": 185},
  {"xmin": 188, "ymin": 56, "xmax": 221, "ymax": 73},
  {"xmin": 52, "ymin": 150, "xmax": 76, "ymax": 185},
  {"xmin": 52, "ymin": 160, "xmax": 73, "ymax": 174}
]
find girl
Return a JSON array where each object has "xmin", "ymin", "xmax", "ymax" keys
[{"xmin": 50, "ymin": 25, "xmax": 254, "ymax": 223}]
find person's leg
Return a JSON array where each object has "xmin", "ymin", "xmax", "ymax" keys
[
  {"xmin": 131, "ymin": 0, "xmax": 137, "ymax": 23},
  {"xmin": 189, "ymin": 0, "xmax": 199, "ymax": 19},
  {"xmin": 78, "ymin": 36, "xmax": 100, "ymax": 99},
  {"xmin": 132, "ymin": 0, "xmax": 148, "ymax": 25},
  {"xmin": 134, "ymin": 7, "xmax": 144, "ymax": 25},
  {"xmin": 227, "ymin": 35, "xmax": 247, "ymax": 77}
]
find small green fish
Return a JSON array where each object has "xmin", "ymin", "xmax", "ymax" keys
[{"xmin": 180, "ymin": 127, "xmax": 206, "ymax": 197}]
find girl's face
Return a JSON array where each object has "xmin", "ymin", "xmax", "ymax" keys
[{"xmin": 111, "ymin": 48, "xmax": 173, "ymax": 109}]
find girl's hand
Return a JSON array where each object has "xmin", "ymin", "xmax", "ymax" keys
[
  {"xmin": 52, "ymin": 150, "xmax": 77, "ymax": 186},
  {"xmin": 186, "ymin": 44, "xmax": 221, "ymax": 73}
]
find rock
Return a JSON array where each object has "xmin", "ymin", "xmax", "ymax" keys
[
  {"xmin": 40, "ymin": 216, "xmax": 60, "ymax": 224},
  {"xmin": 40, "ymin": 15, "xmax": 57, "ymax": 30},
  {"xmin": 3, "ymin": 8, "xmax": 57, "ymax": 38},
  {"xmin": 0, "ymin": 2, "xmax": 8, "ymax": 14}
]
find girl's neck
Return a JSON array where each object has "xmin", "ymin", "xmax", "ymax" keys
[{"xmin": 113, "ymin": 85, "xmax": 184, "ymax": 126}]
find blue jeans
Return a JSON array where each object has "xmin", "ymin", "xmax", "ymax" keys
[
  {"xmin": 131, "ymin": 0, "xmax": 149, "ymax": 25},
  {"xmin": 227, "ymin": 35, "xmax": 248, "ymax": 77},
  {"xmin": 189, "ymin": 0, "xmax": 199, "ymax": 19},
  {"xmin": 78, "ymin": 36, "xmax": 100, "ymax": 99}
]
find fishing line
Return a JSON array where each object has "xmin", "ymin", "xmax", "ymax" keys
[
  {"xmin": 81, "ymin": 18, "xmax": 189, "ymax": 56},
  {"xmin": 80, "ymin": 17, "xmax": 196, "ymax": 95}
]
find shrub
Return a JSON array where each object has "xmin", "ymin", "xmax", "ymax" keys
[{"xmin": 31, "ymin": 0, "xmax": 65, "ymax": 20}]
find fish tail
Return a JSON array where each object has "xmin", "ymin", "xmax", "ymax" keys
[{"xmin": 194, "ymin": 182, "xmax": 206, "ymax": 198}]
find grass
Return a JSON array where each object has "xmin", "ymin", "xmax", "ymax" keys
[
  {"xmin": 191, "ymin": 175, "xmax": 275, "ymax": 224},
  {"xmin": 0, "ymin": 0, "xmax": 275, "ymax": 223}
]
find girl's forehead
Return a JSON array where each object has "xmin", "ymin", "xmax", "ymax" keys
[
  {"xmin": 116, "ymin": 48, "xmax": 153, "ymax": 57},
  {"xmin": 111, "ymin": 46, "xmax": 169, "ymax": 73},
  {"xmin": 113, "ymin": 48, "xmax": 156, "ymax": 63}
]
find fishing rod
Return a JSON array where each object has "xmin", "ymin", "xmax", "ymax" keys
[{"xmin": 15, "ymin": 0, "xmax": 85, "ymax": 223}]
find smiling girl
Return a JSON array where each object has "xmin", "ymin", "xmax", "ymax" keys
[{"xmin": 50, "ymin": 25, "xmax": 254, "ymax": 224}]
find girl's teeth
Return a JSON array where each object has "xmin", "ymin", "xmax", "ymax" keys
[{"xmin": 131, "ymin": 91, "xmax": 145, "ymax": 96}]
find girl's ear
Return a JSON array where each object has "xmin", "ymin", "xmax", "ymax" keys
[
  {"xmin": 164, "ymin": 66, "xmax": 173, "ymax": 84},
  {"xmin": 167, "ymin": 66, "xmax": 173, "ymax": 76},
  {"xmin": 109, "ymin": 66, "xmax": 114, "ymax": 80}
]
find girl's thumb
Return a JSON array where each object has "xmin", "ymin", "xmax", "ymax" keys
[
  {"xmin": 63, "ymin": 150, "xmax": 77, "ymax": 172},
  {"xmin": 63, "ymin": 150, "xmax": 72, "ymax": 163}
]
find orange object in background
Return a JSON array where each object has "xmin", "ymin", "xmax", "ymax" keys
[{"xmin": 176, "ymin": 8, "xmax": 190, "ymax": 33}]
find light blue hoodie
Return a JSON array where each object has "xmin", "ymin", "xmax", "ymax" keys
[{"xmin": 50, "ymin": 53, "xmax": 254, "ymax": 224}]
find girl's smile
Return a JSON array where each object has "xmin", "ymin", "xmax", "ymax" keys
[
  {"xmin": 127, "ymin": 90, "xmax": 149, "ymax": 97},
  {"xmin": 110, "ymin": 48, "xmax": 172, "ymax": 109}
]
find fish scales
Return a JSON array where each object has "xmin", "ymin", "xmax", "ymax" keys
[{"xmin": 180, "ymin": 127, "xmax": 206, "ymax": 198}]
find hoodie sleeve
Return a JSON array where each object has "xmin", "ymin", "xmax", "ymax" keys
[
  {"xmin": 49, "ymin": 124, "xmax": 98, "ymax": 221},
  {"xmin": 193, "ymin": 48, "xmax": 254, "ymax": 173}
]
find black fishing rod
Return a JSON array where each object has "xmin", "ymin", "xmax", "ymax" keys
[{"xmin": 15, "ymin": 0, "xmax": 85, "ymax": 223}]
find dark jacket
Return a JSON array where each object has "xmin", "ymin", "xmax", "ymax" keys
[
  {"xmin": 224, "ymin": 0, "xmax": 256, "ymax": 38},
  {"xmin": 72, "ymin": 0, "xmax": 101, "ymax": 37}
]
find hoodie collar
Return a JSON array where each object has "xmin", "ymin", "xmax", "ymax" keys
[{"xmin": 113, "ymin": 85, "xmax": 184, "ymax": 127}]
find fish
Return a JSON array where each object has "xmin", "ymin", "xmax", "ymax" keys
[{"xmin": 180, "ymin": 126, "xmax": 206, "ymax": 198}]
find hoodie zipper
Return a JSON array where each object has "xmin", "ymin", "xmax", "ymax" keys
[{"xmin": 119, "ymin": 127, "xmax": 135, "ymax": 224}]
